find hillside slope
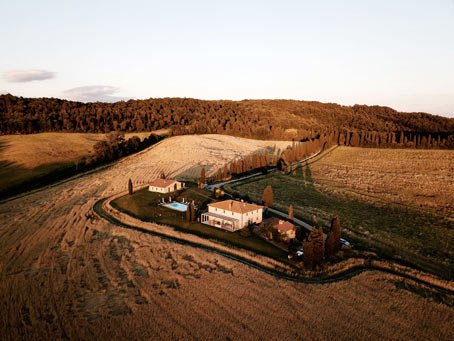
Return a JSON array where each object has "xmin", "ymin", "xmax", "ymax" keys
[
  {"xmin": 0, "ymin": 132, "xmax": 155, "ymax": 197},
  {"xmin": 1, "ymin": 94, "xmax": 453, "ymax": 139},
  {"xmin": 0, "ymin": 134, "xmax": 452, "ymax": 339}
]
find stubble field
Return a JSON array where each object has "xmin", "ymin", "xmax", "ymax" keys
[
  {"xmin": 0, "ymin": 131, "xmax": 159, "ymax": 196},
  {"xmin": 312, "ymin": 147, "xmax": 454, "ymax": 217},
  {"xmin": 231, "ymin": 147, "xmax": 454, "ymax": 277},
  {"xmin": 0, "ymin": 136, "xmax": 452, "ymax": 340}
]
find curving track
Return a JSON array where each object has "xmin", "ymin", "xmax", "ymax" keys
[{"xmin": 94, "ymin": 197, "xmax": 454, "ymax": 295}]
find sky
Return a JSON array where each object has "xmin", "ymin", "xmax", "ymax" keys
[{"xmin": 0, "ymin": 0, "xmax": 453, "ymax": 117}]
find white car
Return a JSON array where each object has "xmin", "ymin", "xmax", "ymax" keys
[{"xmin": 340, "ymin": 238, "xmax": 351, "ymax": 246}]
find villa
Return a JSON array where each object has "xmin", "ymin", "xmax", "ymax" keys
[
  {"xmin": 148, "ymin": 179, "xmax": 184, "ymax": 193},
  {"xmin": 201, "ymin": 199, "xmax": 263, "ymax": 232}
]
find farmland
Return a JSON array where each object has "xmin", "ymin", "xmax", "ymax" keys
[
  {"xmin": 0, "ymin": 131, "xmax": 158, "ymax": 197},
  {"xmin": 229, "ymin": 147, "xmax": 454, "ymax": 278},
  {"xmin": 0, "ymin": 136, "xmax": 452, "ymax": 339},
  {"xmin": 311, "ymin": 147, "xmax": 454, "ymax": 217}
]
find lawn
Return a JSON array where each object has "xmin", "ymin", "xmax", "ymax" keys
[
  {"xmin": 227, "ymin": 165, "xmax": 454, "ymax": 278},
  {"xmin": 111, "ymin": 187, "xmax": 288, "ymax": 262}
]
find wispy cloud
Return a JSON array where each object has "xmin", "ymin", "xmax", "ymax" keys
[
  {"xmin": 62, "ymin": 85, "xmax": 130, "ymax": 103},
  {"xmin": 3, "ymin": 69, "xmax": 55, "ymax": 82}
]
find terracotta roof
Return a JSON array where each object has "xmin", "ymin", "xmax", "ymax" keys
[
  {"xmin": 208, "ymin": 200, "xmax": 263, "ymax": 214},
  {"xmin": 149, "ymin": 179, "xmax": 179, "ymax": 188},
  {"xmin": 275, "ymin": 220, "xmax": 295, "ymax": 233}
]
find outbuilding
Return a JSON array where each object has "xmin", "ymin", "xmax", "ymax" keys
[{"xmin": 148, "ymin": 179, "xmax": 184, "ymax": 193}]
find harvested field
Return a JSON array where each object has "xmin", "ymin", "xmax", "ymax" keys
[
  {"xmin": 0, "ymin": 136, "xmax": 452, "ymax": 339},
  {"xmin": 0, "ymin": 132, "xmax": 160, "ymax": 168},
  {"xmin": 0, "ymin": 131, "xmax": 161, "ymax": 195},
  {"xmin": 311, "ymin": 147, "xmax": 454, "ymax": 218},
  {"xmin": 230, "ymin": 147, "xmax": 454, "ymax": 277}
]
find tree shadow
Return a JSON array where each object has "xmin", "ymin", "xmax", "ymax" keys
[
  {"xmin": 281, "ymin": 161, "xmax": 453, "ymax": 278},
  {"xmin": 0, "ymin": 155, "xmax": 77, "ymax": 200}
]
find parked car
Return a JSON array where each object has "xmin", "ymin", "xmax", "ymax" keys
[{"xmin": 340, "ymin": 238, "xmax": 351, "ymax": 246}]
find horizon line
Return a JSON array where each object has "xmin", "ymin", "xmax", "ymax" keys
[{"xmin": 1, "ymin": 92, "xmax": 453, "ymax": 119}]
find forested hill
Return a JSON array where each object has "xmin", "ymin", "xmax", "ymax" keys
[{"xmin": 1, "ymin": 94, "xmax": 453, "ymax": 140}]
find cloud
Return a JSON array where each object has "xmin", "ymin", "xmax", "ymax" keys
[
  {"xmin": 3, "ymin": 69, "xmax": 55, "ymax": 83},
  {"xmin": 62, "ymin": 85, "xmax": 130, "ymax": 103}
]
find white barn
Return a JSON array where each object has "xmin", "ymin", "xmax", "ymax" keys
[
  {"xmin": 201, "ymin": 200, "xmax": 263, "ymax": 232},
  {"xmin": 148, "ymin": 179, "xmax": 184, "ymax": 193}
]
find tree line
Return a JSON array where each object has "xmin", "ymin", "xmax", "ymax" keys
[
  {"xmin": 1, "ymin": 94, "xmax": 453, "ymax": 148},
  {"xmin": 198, "ymin": 138, "xmax": 327, "ymax": 187},
  {"xmin": 79, "ymin": 132, "xmax": 164, "ymax": 169}
]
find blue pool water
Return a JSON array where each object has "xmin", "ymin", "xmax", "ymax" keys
[{"xmin": 164, "ymin": 202, "xmax": 188, "ymax": 212}]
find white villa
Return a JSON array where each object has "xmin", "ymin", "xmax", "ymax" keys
[
  {"xmin": 148, "ymin": 179, "xmax": 184, "ymax": 193},
  {"xmin": 201, "ymin": 200, "xmax": 263, "ymax": 232}
]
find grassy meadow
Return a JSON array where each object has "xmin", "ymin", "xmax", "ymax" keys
[{"xmin": 228, "ymin": 147, "xmax": 454, "ymax": 278}]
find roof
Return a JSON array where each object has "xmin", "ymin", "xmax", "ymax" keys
[
  {"xmin": 149, "ymin": 179, "xmax": 179, "ymax": 188},
  {"xmin": 275, "ymin": 220, "xmax": 295, "ymax": 233},
  {"xmin": 208, "ymin": 200, "xmax": 263, "ymax": 214}
]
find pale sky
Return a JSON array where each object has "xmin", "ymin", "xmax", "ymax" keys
[{"xmin": 1, "ymin": 0, "xmax": 453, "ymax": 117}]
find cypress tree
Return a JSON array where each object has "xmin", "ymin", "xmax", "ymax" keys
[
  {"xmin": 229, "ymin": 161, "xmax": 235, "ymax": 175},
  {"xmin": 189, "ymin": 201, "xmax": 196, "ymax": 222},
  {"xmin": 262, "ymin": 185, "xmax": 274, "ymax": 207},
  {"xmin": 288, "ymin": 204, "xmax": 294, "ymax": 221},
  {"xmin": 332, "ymin": 216, "xmax": 341, "ymax": 252},
  {"xmin": 312, "ymin": 227, "xmax": 325, "ymax": 266},
  {"xmin": 128, "ymin": 178, "xmax": 133, "ymax": 195},
  {"xmin": 223, "ymin": 164, "xmax": 229, "ymax": 180},
  {"xmin": 326, "ymin": 216, "xmax": 341, "ymax": 258},
  {"xmin": 303, "ymin": 235, "xmax": 314, "ymax": 270},
  {"xmin": 399, "ymin": 131, "xmax": 405, "ymax": 145},
  {"xmin": 199, "ymin": 167, "xmax": 206, "ymax": 187}
]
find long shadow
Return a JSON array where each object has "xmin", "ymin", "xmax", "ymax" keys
[
  {"xmin": 232, "ymin": 161, "xmax": 454, "ymax": 279},
  {"xmin": 0, "ymin": 159, "xmax": 79, "ymax": 200}
]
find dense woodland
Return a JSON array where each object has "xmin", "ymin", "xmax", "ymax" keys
[{"xmin": 1, "ymin": 94, "xmax": 453, "ymax": 148}]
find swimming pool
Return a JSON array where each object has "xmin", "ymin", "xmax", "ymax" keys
[{"xmin": 163, "ymin": 202, "xmax": 188, "ymax": 212}]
